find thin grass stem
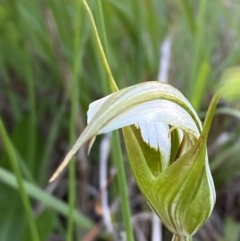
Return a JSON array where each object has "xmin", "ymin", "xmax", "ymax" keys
[
  {"xmin": 0, "ymin": 119, "xmax": 40, "ymax": 241},
  {"xmin": 95, "ymin": 1, "xmax": 134, "ymax": 239},
  {"xmin": 82, "ymin": 0, "xmax": 118, "ymax": 92},
  {"xmin": 67, "ymin": 0, "xmax": 83, "ymax": 240},
  {"xmin": 112, "ymin": 131, "xmax": 135, "ymax": 241}
]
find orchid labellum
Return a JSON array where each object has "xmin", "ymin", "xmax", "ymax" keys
[{"xmin": 50, "ymin": 81, "xmax": 217, "ymax": 241}]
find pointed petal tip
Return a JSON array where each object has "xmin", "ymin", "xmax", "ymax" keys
[
  {"xmin": 88, "ymin": 136, "xmax": 96, "ymax": 154},
  {"xmin": 49, "ymin": 173, "xmax": 58, "ymax": 183},
  {"xmin": 48, "ymin": 150, "xmax": 75, "ymax": 182},
  {"xmin": 48, "ymin": 164, "xmax": 64, "ymax": 182}
]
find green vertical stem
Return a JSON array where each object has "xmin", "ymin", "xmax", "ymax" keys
[
  {"xmin": 82, "ymin": 0, "xmax": 134, "ymax": 238},
  {"xmin": 112, "ymin": 131, "xmax": 135, "ymax": 241},
  {"xmin": 67, "ymin": 0, "xmax": 82, "ymax": 240},
  {"xmin": 0, "ymin": 119, "xmax": 40, "ymax": 241},
  {"xmin": 95, "ymin": 1, "xmax": 134, "ymax": 239}
]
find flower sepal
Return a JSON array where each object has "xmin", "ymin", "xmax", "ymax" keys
[{"xmin": 123, "ymin": 125, "xmax": 215, "ymax": 239}]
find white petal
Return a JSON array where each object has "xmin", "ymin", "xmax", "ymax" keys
[
  {"xmin": 87, "ymin": 82, "xmax": 202, "ymax": 139},
  {"xmin": 92, "ymin": 99, "xmax": 200, "ymax": 138},
  {"xmin": 138, "ymin": 121, "xmax": 171, "ymax": 170},
  {"xmin": 87, "ymin": 94, "xmax": 113, "ymax": 124},
  {"xmin": 50, "ymin": 81, "xmax": 202, "ymax": 181},
  {"xmin": 88, "ymin": 81, "xmax": 201, "ymax": 129}
]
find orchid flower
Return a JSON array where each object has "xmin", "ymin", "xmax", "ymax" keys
[{"xmin": 49, "ymin": 81, "xmax": 220, "ymax": 241}]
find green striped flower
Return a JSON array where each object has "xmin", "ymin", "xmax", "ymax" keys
[{"xmin": 50, "ymin": 81, "xmax": 216, "ymax": 241}]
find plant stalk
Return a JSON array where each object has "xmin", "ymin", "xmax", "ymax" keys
[{"xmin": 172, "ymin": 234, "xmax": 192, "ymax": 241}]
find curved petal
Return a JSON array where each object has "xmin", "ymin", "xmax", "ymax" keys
[
  {"xmin": 92, "ymin": 99, "xmax": 200, "ymax": 138},
  {"xmin": 87, "ymin": 81, "xmax": 202, "ymax": 135},
  {"xmin": 50, "ymin": 81, "xmax": 202, "ymax": 181}
]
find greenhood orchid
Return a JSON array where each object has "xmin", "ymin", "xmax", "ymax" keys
[{"xmin": 50, "ymin": 81, "xmax": 216, "ymax": 241}]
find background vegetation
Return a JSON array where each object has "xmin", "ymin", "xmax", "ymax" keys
[{"xmin": 0, "ymin": 0, "xmax": 240, "ymax": 240}]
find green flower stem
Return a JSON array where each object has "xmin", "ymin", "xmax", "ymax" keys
[
  {"xmin": 0, "ymin": 119, "xmax": 40, "ymax": 241},
  {"xmin": 112, "ymin": 131, "xmax": 134, "ymax": 241},
  {"xmin": 172, "ymin": 234, "xmax": 192, "ymax": 241},
  {"xmin": 67, "ymin": 0, "xmax": 82, "ymax": 240}
]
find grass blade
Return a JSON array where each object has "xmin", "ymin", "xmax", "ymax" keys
[{"xmin": 0, "ymin": 119, "xmax": 40, "ymax": 241}]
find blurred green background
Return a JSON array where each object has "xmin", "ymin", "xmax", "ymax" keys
[{"xmin": 0, "ymin": 0, "xmax": 240, "ymax": 240}]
